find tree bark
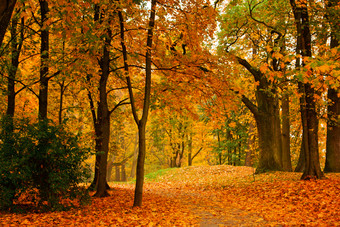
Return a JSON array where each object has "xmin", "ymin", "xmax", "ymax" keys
[
  {"xmin": 6, "ymin": 13, "xmax": 23, "ymax": 118},
  {"xmin": 281, "ymin": 94, "xmax": 292, "ymax": 171},
  {"xmin": 0, "ymin": 0, "xmax": 17, "ymax": 49},
  {"xmin": 290, "ymin": 0, "xmax": 324, "ymax": 179},
  {"xmin": 295, "ymin": 135, "xmax": 305, "ymax": 172},
  {"xmin": 236, "ymin": 56, "xmax": 283, "ymax": 173},
  {"xmin": 241, "ymin": 90, "xmax": 282, "ymax": 173},
  {"xmin": 93, "ymin": 23, "xmax": 112, "ymax": 197},
  {"xmin": 324, "ymin": 0, "xmax": 340, "ymax": 172},
  {"xmin": 325, "ymin": 87, "xmax": 340, "ymax": 172},
  {"xmin": 115, "ymin": 166, "xmax": 120, "ymax": 181},
  {"xmin": 188, "ymin": 133, "xmax": 193, "ymax": 166},
  {"xmin": 38, "ymin": 0, "xmax": 49, "ymax": 120},
  {"xmin": 130, "ymin": 133, "xmax": 138, "ymax": 178},
  {"xmin": 119, "ymin": 0, "xmax": 156, "ymax": 206},
  {"xmin": 245, "ymin": 122, "xmax": 255, "ymax": 167}
]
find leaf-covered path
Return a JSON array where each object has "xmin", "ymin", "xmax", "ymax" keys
[
  {"xmin": 144, "ymin": 167, "xmax": 267, "ymax": 226},
  {"xmin": 1, "ymin": 165, "xmax": 340, "ymax": 226}
]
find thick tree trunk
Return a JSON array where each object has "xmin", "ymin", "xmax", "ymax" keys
[
  {"xmin": 253, "ymin": 96, "xmax": 282, "ymax": 173},
  {"xmin": 324, "ymin": 0, "xmax": 340, "ymax": 172},
  {"xmin": 237, "ymin": 57, "xmax": 283, "ymax": 173},
  {"xmin": 0, "ymin": 0, "xmax": 17, "ymax": 49},
  {"xmin": 300, "ymin": 83, "xmax": 324, "ymax": 179},
  {"xmin": 324, "ymin": 88, "xmax": 340, "ymax": 172},
  {"xmin": 290, "ymin": 0, "xmax": 324, "ymax": 179},
  {"xmin": 281, "ymin": 94, "xmax": 292, "ymax": 171},
  {"xmin": 94, "ymin": 31, "xmax": 111, "ymax": 197}
]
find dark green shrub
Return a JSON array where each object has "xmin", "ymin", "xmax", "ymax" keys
[{"xmin": 0, "ymin": 117, "xmax": 92, "ymax": 211}]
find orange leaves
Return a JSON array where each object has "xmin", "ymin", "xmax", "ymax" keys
[
  {"xmin": 1, "ymin": 166, "xmax": 339, "ymax": 226},
  {"xmin": 0, "ymin": 186, "xmax": 199, "ymax": 226}
]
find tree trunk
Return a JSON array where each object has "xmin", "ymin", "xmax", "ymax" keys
[
  {"xmin": 324, "ymin": 88, "xmax": 340, "ymax": 172},
  {"xmin": 295, "ymin": 135, "xmax": 305, "ymax": 172},
  {"xmin": 237, "ymin": 57, "xmax": 283, "ymax": 173},
  {"xmin": 93, "ymin": 28, "xmax": 111, "ymax": 197},
  {"xmin": 38, "ymin": 0, "xmax": 49, "ymax": 120},
  {"xmin": 119, "ymin": 0, "xmax": 156, "ymax": 206},
  {"xmin": 132, "ymin": 0, "xmax": 156, "ymax": 206},
  {"xmin": 245, "ymin": 122, "xmax": 255, "ymax": 166},
  {"xmin": 0, "ymin": 0, "xmax": 17, "ymax": 49},
  {"xmin": 188, "ymin": 133, "xmax": 193, "ymax": 166},
  {"xmin": 115, "ymin": 166, "xmax": 120, "ymax": 181},
  {"xmin": 121, "ymin": 164, "xmax": 126, "ymax": 182},
  {"xmin": 281, "ymin": 94, "xmax": 292, "ymax": 171},
  {"xmin": 290, "ymin": 0, "xmax": 324, "ymax": 179},
  {"xmin": 134, "ymin": 122, "xmax": 147, "ymax": 206},
  {"xmin": 300, "ymin": 83, "xmax": 323, "ymax": 179},
  {"xmin": 107, "ymin": 161, "xmax": 113, "ymax": 182},
  {"xmin": 324, "ymin": 0, "xmax": 340, "ymax": 172},
  {"xmin": 130, "ymin": 135, "xmax": 138, "ymax": 178},
  {"xmin": 252, "ymin": 94, "xmax": 282, "ymax": 173},
  {"xmin": 7, "ymin": 13, "xmax": 23, "ymax": 118}
]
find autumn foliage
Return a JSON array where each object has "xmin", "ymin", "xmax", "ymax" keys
[
  {"xmin": 0, "ymin": 0, "xmax": 340, "ymax": 224},
  {"xmin": 1, "ymin": 165, "xmax": 339, "ymax": 225}
]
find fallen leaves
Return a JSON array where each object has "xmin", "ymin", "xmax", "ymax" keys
[{"xmin": 1, "ymin": 165, "xmax": 339, "ymax": 226}]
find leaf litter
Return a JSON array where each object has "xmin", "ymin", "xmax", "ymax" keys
[{"xmin": 1, "ymin": 165, "xmax": 339, "ymax": 226}]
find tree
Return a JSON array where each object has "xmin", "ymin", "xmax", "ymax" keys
[
  {"xmin": 324, "ymin": 0, "xmax": 340, "ymax": 172},
  {"xmin": 6, "ymin": 10, "xmax": 24, "ymax": 119},
  {"xmin": 0, "ymin": 0, "xmax": 17, "ymax": 48},
  {"xmin": 290, "ymin": 0, "xmax": 324, "ymax": 179},
  {"xmin": 218, "ymin": 1, "xmax": 295, "ymax": 173},
  {"xmin": 119, "ymin": 0, "xmax": 157, "ymax": 206}
]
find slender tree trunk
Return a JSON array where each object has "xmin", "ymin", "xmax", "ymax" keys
[
  {"xmin": 245, "ymin": 122, "xmax": 255, "ymax": 166},
  {"xmin": 7, "ymin": 13, "xmax": 23, "ymax": 118},
  {"xmin": 281, "ymin": 94, "xmax": 292, "ymax": 171},
  {"xmin": 58, "ymin": 81, "xmax": 65, "ymax": 125},
  {"xmin": 134, "ymin": 122, "xmax": 147, "ymax": 206},
  {"xmin": 119, "ymin": 0, "xmax": 156, "ymax": 206},
  {"xmin": 188, "ymin": 134, "xmax": 193, "ymax": 166},
  {"xmin": 295, "ymin": 135, "xmax": 305, "ymax": 172},
  {"xmin": 115, "ymin": 166, "xmax": 120, "ymax": 181},
  {"xmin": 133, "ymin": 0, "xmax": 156, "ymax": 206},
  {"xmin": 38, "ymin": 0, "xmax": 49, "ymax": 120},
  {"xmin": 121, "ymin": 164, "xmax": 126, "ymax": 182}
]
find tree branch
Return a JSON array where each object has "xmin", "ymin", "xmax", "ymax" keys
[{"xmin": 109, "ymin": 97, "xmax": 130, "ymax": 115}]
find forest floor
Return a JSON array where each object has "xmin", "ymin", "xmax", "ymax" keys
[{"xmin": 1, "ymin": 165, "xmax": 340, "ymax": 226}]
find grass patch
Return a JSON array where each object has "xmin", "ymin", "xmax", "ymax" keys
[{"xmin": 144, "ymin": 168, "xmax": 176, "ymax": 182}]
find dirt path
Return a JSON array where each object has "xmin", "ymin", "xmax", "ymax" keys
[{"xmin": 147, "ymin": 184, "xmax": 267, "ymax": 226}]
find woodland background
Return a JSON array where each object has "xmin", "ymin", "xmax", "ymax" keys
[{"xmin": 0, "ymin": 0, "xmax": 339, "ymax": 213}]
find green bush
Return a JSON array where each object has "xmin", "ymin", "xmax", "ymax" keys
[{"xmin": 0, "ymin": 117, "xmax": 91, "ymax": 211}]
